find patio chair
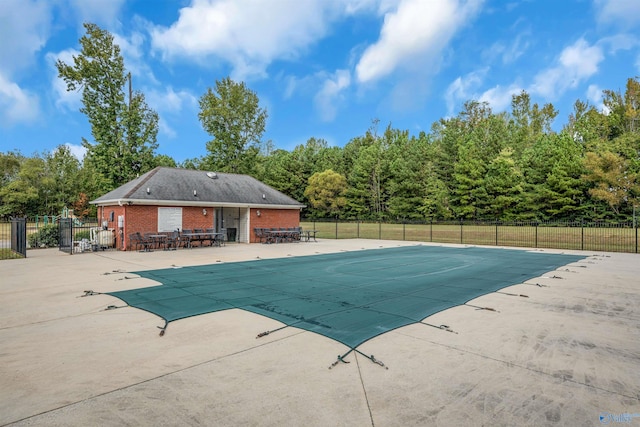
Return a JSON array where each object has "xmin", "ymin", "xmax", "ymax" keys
[
  {"xmin": 132, "ymin": 232, "xmax": 152, "ymax": 252},
  {"xmin": 164, "ymin": 231, "xmax": 180, "ymax": 250},
  {"xmin": 254, "ymin": 227, "xmax": 265, "ymax": 243},
  {"xmin": 181, "ymin": 229, "xmax": 193, "ymax": 248},
  {"xmin": 193, "ymin": 228, "xmax": 206, "ymax": 246},
  {"xmin": 291, "ymin": 227, "xmax": 302, "ymax": 242},
  {"xmin": 206, "ymin": 228, "xmax": 219, "ymax": 246}
]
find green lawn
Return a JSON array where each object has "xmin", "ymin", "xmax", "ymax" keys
[{"xmin": 301, "ymin": 221, "xmax": 638, "ymax": 253}]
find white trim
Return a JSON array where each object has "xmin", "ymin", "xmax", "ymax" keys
[{"xmin": 91, "ymin": 199, "xmax": 304, "ymax": 209}]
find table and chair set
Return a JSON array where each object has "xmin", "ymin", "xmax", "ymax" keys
[
  {"xmin": 129, "ymin": 228, "xmax": 225, "ymax": 252},
  {"xmin": 254, "ymin": 227, "xmax": 318, "ymax": 244}
]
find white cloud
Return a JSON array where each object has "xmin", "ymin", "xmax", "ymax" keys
[
  {"xmin": 478, "ymin": 84, "xmax": 522, "ymax": 112},
  {"xmin": 111, "ymin": 29, "xmax": 160, "ymax": 86},
  {"xmin": 314, "ymin": 70, "xmax": 351, "ymax": 122},
  {"xmin": 48, "ymin": 49, "xmax": 83, "ymax": 111},
  {"xmin": 586, "ymin": 84, "xmax": 608, "ymax": 113},
  {"xmin": 355, "ymin": 0, "xmax": 483, "ymax": 84},
  {"xmin": 444, "ymin": 68, "xmax": 522, "ymax": 115},
  {"xmin": 158, "ymin": 119, "xmax": 177, "ymax": 139},
  {"xmin": 501, "ymin": 33, "xmax": 529, "ymax": 64},
  {"xmin": 146, "ymin": 87, "xmax": 198, "ymax": 115},
  {"xmin": 68, "ymin": 0, "xmax": 127, "ymax": 27},
  {"xmin": 598, "ymin": 34, "xmax": 639, "ymax": 54},
  {"xmin": 0, "ymin": 0, "xmax": 52, "ymax": 78},
  {"xmin": 64, "ymin": 143, "xmax": 87, "ymax": 160},
  {"xmin": 445, "ymin": 68, "xmax": 488, "ymax": 115},
  {"xmin": 0, "ymin": 72, "xmax": 39, "ymax": 126},
  {"xmin": 530, "ymin": 38, "xmax": 604, "ymax": 99},
  {"xmin": 145, "ymin": 87, "xmax": 198, "ymax": 139},
  {"xmin": 150, "ymin": 0, "xmax": 341, "ymax": 80},
  {"xmin": 594, "ymin": 0, "xmax": 640, "ymax": 28}
]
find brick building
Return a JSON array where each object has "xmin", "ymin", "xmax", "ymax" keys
[{"xmin": 90, "ymin": 167, "xmax": 304, "ymax": 250}]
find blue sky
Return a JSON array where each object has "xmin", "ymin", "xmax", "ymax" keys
[{"xmin": 1, "ymin": 0, "xmax": 639, "ymax": 163}]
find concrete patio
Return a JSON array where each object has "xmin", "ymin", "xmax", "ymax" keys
[{"xmin": 1, "ymin": 240, "xmax": 639, "ymax": 426}]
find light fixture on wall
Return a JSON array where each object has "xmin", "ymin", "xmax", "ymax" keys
[
  {"xmin": 146, "ymin": 187, "xmax": 150, "ymax": 194},
  {"xmin": 193, "ymin": 190, "xmax": 197, "ymax": 196},
  {"xmin": 262, "ymin": 193, "xmax": 266, "ymax": 199},
  {"xmin": 202, "ymin": 209, "xmax": 207, "ymax": 216},
  {"xmin": 256, "ymin": 210, "xmax": 261, "ymax": 217}
]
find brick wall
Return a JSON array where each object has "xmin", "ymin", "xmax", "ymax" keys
[
  {"xmin": 249, "ymin": 208, "xmax": 300, "ymax": 243},
  {"xmin": 98, "ymin": 205, "xmax": 126, "ymax": 249},
  {"xmin": 100, "ymin": 204, "xmax": 299, "ymax": 249}
]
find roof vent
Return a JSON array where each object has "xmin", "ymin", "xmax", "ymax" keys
[{"xmin": 206, "ymin": 172, "xmax": 218, "ymax": 179}]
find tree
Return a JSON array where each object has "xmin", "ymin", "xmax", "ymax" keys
[
  {"xmin": 345, "ymin": 136, "xmax": 388, "ymax": 220},
  {"xmin": 153, "ymin": 154, "xmax": 177, "ymax": 168},
  {"xmin": 257, "ymin": 149, "xmax": 304, "ymax": 202},
  {"xmin": 509, "ymin": 91, "xmax": 558, "ymax": 156},
  {"xmin": 451, "ymin": 142, "xmax": 488, "ymax": 219},
  {"xmin": 31, "ymin": 145, "xmax": 82, "ymax": 216},
  {"xmin": 0, "ymin": 151, "xmax": 22, "ymax": 187},
  {"xmin": 521, "ymin": 133, "xmax": 586, "ymax": 220},
  {"xmin": 386, "ymin": 131, "xmax": 429, "ymax": 220},
  {"xmin": 0, "ymin": 157, "xmax": 44, "ymax": 217},
  {"xmin": 484, "ymin": 148, "xmax": 523, "ymax": 219},
  {"xmin": 198, "ymin": 77, "xmax": 267, "ymax": 174},
  {"xmin": 583, "ymin": 151, "xmax": 638, "ymax": 216},
  {"xmin": 56, "ymin": 23, "xmax": 159, "ymax": 191},
  {"xmin": 304, "ymin": 170, "xmax": 347, "ymax": 217}
]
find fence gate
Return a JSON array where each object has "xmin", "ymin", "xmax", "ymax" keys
[
  {"xmin": 10, "ymin": 217, "xmax": 27, "ymax": 258},
  {"xmin": 59, "ymin": 218, "xmax": 73, "ymax": 254}
]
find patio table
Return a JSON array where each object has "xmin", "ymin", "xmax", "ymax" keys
[
  {"xmin": 301, "ymin": 230, "xmax": 318, "ymax": 242},
  {"xmin": 148, "ymin": 234, "xmax": 167, "ymax": 250}
]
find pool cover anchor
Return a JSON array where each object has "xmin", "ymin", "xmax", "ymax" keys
[
  {"xmin": 329, "ymin": 348, "xmax": 387, "ymax": 370},
  {"xmin": 80, "ymin": 290, "xmax": 101, "ymax": 297},
  {"xmin": 102, "ymin": 304, "xmax": 126, "ymax": 311},
  {"xmin": 524, "ymin": 282, "xmax": 549, "ymax": 287},
  {"xmin": 465, "ymin": 303, "xmax": 500, "ymax": 312},
  {"xmin": 329, "ymin": 352, "xmax": 352, "ymax": 369},
  {"xmin": 158, "ymin": 321, "xmax": 168, "ymax": 336},
  {"xmin": 355, "ymin": 349, "xmax": 388, "ymax": 370},
  {"xmin": 422, "ymin": 322, "xmax": 459, "ymax": 334},
  {"xmin": 102, "ymin": 269, "xmax": 127, "ymax": 275},
  {"xmin": 256, "ymin": 325, "xmax": 290, "ymax": 339},
  {"xmin": 496, "ymin": 291, "xmax": 529, "ymax": 298}
]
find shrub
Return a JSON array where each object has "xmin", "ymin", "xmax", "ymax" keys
[
  {"xmin": 74, "ymin": 230, "xmax": 91, "ymax": 241},
  {"xmin": 28, "ymin": 224, "xmax": 59, "ymax": 248}
]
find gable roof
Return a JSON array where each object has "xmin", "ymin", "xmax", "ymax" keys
[{"xmin": 90, "ymin": 167, "xmax": 305, "ymax": 209}]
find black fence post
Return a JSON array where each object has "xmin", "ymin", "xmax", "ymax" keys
[
  {"xmin": 430, "ymin": 220, "xmax": 433, "ymax": 242},
  {"xmin": 10, "ymin": 217, "xmax": 27, "ymax": 258},
  {"xmin": 495, "ymin": 220, "xmax": 498, "ymax": 246},
  {"xmin": 535, "ymin": 222, "xmax": 538, "ymax": 248},
  {"xmin": 581, "ymin": 220, "xmax": 584, "ymax": 251},
  {"xmin": 378, "ymin": 221, "xmax": 382, "ymax": 240},
  {"xmin": 403, "ymin": 220, "xmax": 406, "ymax": 241},
  {"xmin": 460, "ymin": 220, "xmax": 463, "ymax": 245},
  {"xmin": 335, "ymin": 217, "xmax": 338, "ymax": 239}
]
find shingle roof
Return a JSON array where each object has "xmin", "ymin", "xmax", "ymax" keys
[{"xmin": 90, "ymin": 167, "xmax": 304, "ymax": 209}]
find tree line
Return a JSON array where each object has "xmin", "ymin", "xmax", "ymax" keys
[{"xmin": 1, "ymin": 23, "xmax": 639, "ymax": 222}]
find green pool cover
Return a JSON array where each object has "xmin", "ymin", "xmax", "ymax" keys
[{"xmin": 107, "ymin": 245, "xmax": 584, "ymax": 349}]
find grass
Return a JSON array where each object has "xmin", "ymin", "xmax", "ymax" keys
[
  {"xmin": 301, "ymin": 221, "xmax": 639, "ymax": 253},
  {"xmin": 0, "ymin": 248, "xmax": 25, "ymax": 260}
]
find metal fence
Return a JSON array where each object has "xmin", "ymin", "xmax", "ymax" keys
[
  {"xmin": 1, "ymin": 218, "xmax": 27, "ymax": 260},
  {"xmin": 0, "ymin": 218, "xmax": 28, "ymax": 260},
  {"xmin": 0, "ymin": 217, "xmax": 116, "ymax": 260},
  {"xmin": 301, "ymin": 219, "xmax": 640, "ymax": 254}
]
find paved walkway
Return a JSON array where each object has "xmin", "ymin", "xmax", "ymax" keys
[{"xmin": 1, "ymin": 240, "xmax": 639, "ymax": 426}]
